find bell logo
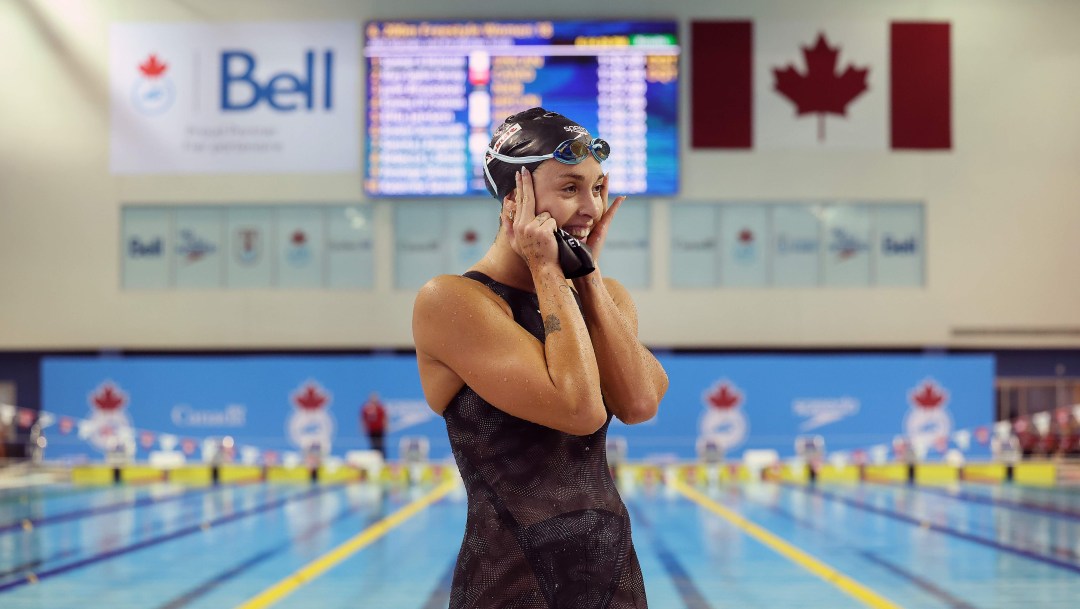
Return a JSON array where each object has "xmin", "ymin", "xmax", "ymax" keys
[{"xmin": 221, "ymin": 50, "xmax": 335, "ymax": 111}]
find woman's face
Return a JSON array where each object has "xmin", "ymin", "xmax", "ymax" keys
[{"xmin": 527, "ymin": 156, "xmax": 606, "ymax": 242}]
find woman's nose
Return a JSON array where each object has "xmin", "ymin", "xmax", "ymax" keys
[{"xmin": 580, "ymin": 194, "xmax": 601, "ymax": 218}]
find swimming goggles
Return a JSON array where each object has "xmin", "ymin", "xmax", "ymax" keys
[{"xmin": 485, "ymin": 137, "xmax": 610, "ymax": 195}]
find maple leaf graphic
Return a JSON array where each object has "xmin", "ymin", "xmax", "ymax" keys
[
  {"xmin": 93, "ymin": 383, "xmax": 127, "ymax": 411},
  {"xmin": 139, "ymin": 54, "xmax": 168, "ymax": 78},
  {"xmin": 911, "ymin": 381, "xmax": 947, "ymax": 409},
  {"xmin": 293, "ymin": 382, "xmax": 329, "ymax": 410},
  {"xmin": 773, "ymin": 32, "xmax": 869, "ymax": 142},
  {"xmin": 706, "ymin": 382, "xmax": 742, "ymax": 410}
]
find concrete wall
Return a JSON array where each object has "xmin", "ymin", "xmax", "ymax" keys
[{"xmin": 1, "ymin": 0, "xmax": 1077, "ymax": 350}]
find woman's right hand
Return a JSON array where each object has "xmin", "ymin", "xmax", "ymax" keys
[{"xmin": 504, "ymin": 168, "xmax": 559, "ymax": 269}]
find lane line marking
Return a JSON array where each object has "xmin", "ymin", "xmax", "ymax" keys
[
  {"xmin": 669, "ymin": 478, "xmax": 903, "ymax": 609},
  {"xmin": 233, "ymin": 477, "xmax": 458, "ymax": 609},
  {"xmin": 792, "ymin": 484, "xmax": 1080, "ymax": 575},
  {"xmin": 626, "ymin": 501, "xmax": 714, "ymax": 609},
  {"xmin": 0, "ymin": 486, "xmax": 328, "ymax": 594}
]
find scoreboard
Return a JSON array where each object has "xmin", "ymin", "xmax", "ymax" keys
[{"xmin": 364, "ymin": 20, "xmax": 680, "ymax": 197}]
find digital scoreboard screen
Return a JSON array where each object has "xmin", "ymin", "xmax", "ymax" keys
[{"xmin": 364, "ymin": 20, "xmax": 679, "ymax": 197}]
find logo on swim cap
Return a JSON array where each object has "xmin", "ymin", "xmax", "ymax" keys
[
  {"xmin": 563, "ymin": 125, "xmax": 589, "ymax": 136},
  {"xmin": 491, "ymin": 123, "xmax": 521, "ymax": 154}
]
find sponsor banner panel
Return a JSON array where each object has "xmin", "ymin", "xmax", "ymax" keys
[
  {"xmin": 122, "ymin": 205, "xmax": 372, "ymax": 289},
  {"xmin": 822, "ymin": 204, "xmax": 872, "ymax": 286},
  {"xmin": 610, "ymin": 353, "xmax": 995, "ymax": 460},
  {"xmin": 669, "ymin": 204, "xmax": 719, "ymax": 288},
  {"xmin": 771, "ymin": 204, "xmax": 821, "ymax": 286},
  {"xmin": 41, "ymin": 355, "xmax": 436, "ymax": 461},
  {"xmin": 393, "ymin": 201, "xmax": 500, "ymax": 289},
  {"xmin": 42, "ymin": 354, "xmax": 993, "ymax": 462},
  {"xmin": 276, "ymin": 206, "xmax": 325, "ymax": 288},
  {"xmin": 394, "ymin": 202, "xmax": 450, "ymax": 289},
  {"xmin": 326, "ymin": 206, "xmax": 375, "ymax": 288},
  {"xmin": 174, "ymin": 207, "xmax": 225, "ymax": 288},
  {"xmin": 719, "ymin": 204, "xmax": 769, "ymax": 287},
  {"xmin": 599, "ymin": 201, "xmax": 651, "ymax": 289},
  {"xmin": 669, "ymin": 201, "xmax": 924, "ymax": 288},
  {"xmin": 122, "ymin": 207, "xmax": 172, "ymax": 289},
  {"xmin": 110, "ymin": 22, "xmax": 359, "ymax": 174},
  {"xmin": 226, "ymin": 207, "xmax": 274, "ymax": 288},
  {"xmin": 875, "ymin": 204, "xmax": 924, "ymax": 286}
]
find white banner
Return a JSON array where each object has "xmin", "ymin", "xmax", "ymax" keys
[{"xmin": 110, "ymin": 22, "xmax": 359, "ymax": 174}]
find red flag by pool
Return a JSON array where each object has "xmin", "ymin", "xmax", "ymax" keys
[{"xmin": 692, "ymin": 20, "xmax": 951, "ymax": 149}]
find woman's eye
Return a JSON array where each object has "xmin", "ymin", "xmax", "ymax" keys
[
  {"xmin": 592, "ymin": 184, "xmax": 603, "ymax": 194},
  {"xmin": 563, "ymin": 185, "xmax": 577, "ymax": 194}
]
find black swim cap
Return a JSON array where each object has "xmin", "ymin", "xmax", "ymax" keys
[{"xmin": 483, "ymin": 107, "xmax": 593, "ymax": 200}]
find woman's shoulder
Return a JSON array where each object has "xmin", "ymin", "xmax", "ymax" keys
[{"xmin": 414, "ymin": 274, "xmax": 511, "ymax": 319}]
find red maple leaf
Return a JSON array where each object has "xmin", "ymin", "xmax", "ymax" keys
[
  {"xmin": 463, "ymin": 229, "xmax": 478, "ymax": 244},
  {"xmin": 773, "ymin": 32, "xmax": 869, "ymax": 142},
  {"xmin": 139, "ymin": 54, "xmax": 168, "ymax": 78},
  {"xmin": 738, "ymin": 229, "xmax": 754, "ymax": 244},
  {"xmin": 59, "ymin": 416, "xmax": 75, "ymax": 434},
  {"xmin": 292, "ymin": 230, "xmax": 306, "ymax": 246},
  {"xmin": 293, "ymin": 383, "xmax": 329, "ymax": 410},
  {"xmin": 911, "ymin": 381, "xmax": 946, "ymax": 409},
  {"xmin": 93, "ymin": 383, "xmax": 127, "ymax": 411},
  {"xmin": 706, "ymin": 382, "xmax": 741, "ymax": 409},
  {"xmin": 974, "ymin": 426, "xmax": 990, "ymax": 445}
]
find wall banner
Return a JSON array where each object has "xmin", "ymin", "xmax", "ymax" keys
[
  {"xmin": 42, "ymin": 353, "xmax": 993, "ymax": 463},
  {"xmin": 110, "ymin": 22, "xmax": 359, "ymax": 174}
]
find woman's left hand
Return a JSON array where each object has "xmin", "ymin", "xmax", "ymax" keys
[{"xmin": 586, "ymin": 174, "xmax": 626, "ymax": 263}]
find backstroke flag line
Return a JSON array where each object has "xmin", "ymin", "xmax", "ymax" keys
[{"xmin": 691, "ymin": 20, "xmax": 951, "ymax": 150}]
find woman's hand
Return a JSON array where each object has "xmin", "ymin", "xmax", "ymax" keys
[
  {"xmin": 503, "ymin": 168, "xmax": 559, "ymax": 269},
  {"xmin": 585, "ymin": 174, "xmax": 626, "ymax": 263}
]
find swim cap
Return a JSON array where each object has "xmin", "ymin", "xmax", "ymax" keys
[{"xmin": 483, "ymin": 107, "xmax": 593, "ymax": 200}]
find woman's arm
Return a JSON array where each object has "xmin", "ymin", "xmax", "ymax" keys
[
  {"xmin": 571, "ymin": 177, "xmax": 668, "ymax": 424},
  {"xmin": 573, "ymin": 272, "xmax": 668, "ymax": 424},
  {"xmin": 413, "ymin": 169, "xmax": 607, "ymax": 435}
]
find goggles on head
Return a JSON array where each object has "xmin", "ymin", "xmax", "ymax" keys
[{"xmin": 485, "ymin": 137, "xmax": 611, "ymax": 196}]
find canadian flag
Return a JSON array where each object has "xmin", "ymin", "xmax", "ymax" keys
[{"xmin": 692, "ymin": 20, "xmax": 951, "ymax": 150}]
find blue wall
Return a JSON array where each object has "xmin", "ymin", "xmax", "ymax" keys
[{"xmin": 41, "ymin": 353, "xmax": 993, "ymax": 462}]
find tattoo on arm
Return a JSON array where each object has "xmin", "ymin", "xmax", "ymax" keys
[{"xmin": 543, "ymin": 314, "xmax": 562, "ymax": 335}]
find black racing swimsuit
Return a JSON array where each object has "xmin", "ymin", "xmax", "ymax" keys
[{"xmin": 443, "ymin": 271, "xmax": 647, "ymax": 609}]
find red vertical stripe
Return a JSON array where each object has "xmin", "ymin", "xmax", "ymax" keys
[
  {"xmin": 890, "ymin": 22, "xmax": 951, "ymax": 149},
  {"xmin": 691, "ymin": 21, "xmax": 753, "ymax": 148}
]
